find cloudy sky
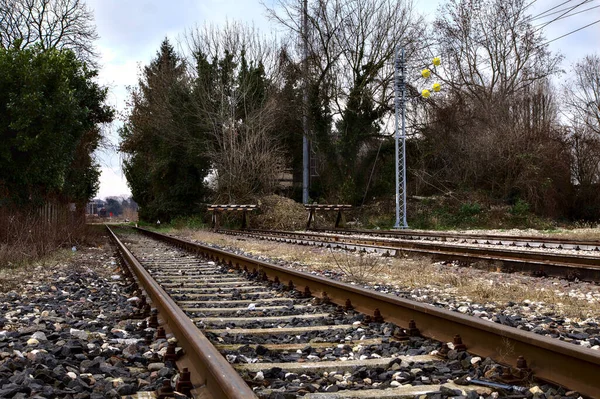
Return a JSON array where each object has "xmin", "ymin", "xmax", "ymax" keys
[{"xmin": 90, "ymin": 0, "xmax": 600, "ymax": 199}]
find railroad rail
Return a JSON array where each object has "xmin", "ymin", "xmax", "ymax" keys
[
  {"xmin": 219, "ymin": 228, "xmax": 600, "ymax": 282},
  {"xmin": 108, "ymin": 226, "xmax": 600, "ymax": 398},
  {"xmin": 311, "ymin": 227, "xmax": 600, "ymax": 252}
]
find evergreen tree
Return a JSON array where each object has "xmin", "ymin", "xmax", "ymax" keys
[
  {"xmin": 0, "ymin": 45, "xmax": 113, "ymax": 207},
  {"xmin": 120, "ymin": 39, "xmax": 210, "ymax": 221}
]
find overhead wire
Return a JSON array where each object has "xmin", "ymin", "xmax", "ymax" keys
[
  {"xmin": 534, "ymin": 4, "xmax": 600, "ymax": 26},
  {"xmin": 541, "ymin": 18, "xmax": 600, "ymax": 45},
  {"xmin": 530, "ymin": 0, "xmax": 598, "ymax": 21},
  {"xmin": 528, "ymin": 0, "xmax": 580, "ymax": 19},
  {"xmin": 532, "ymin": 0, "xmax": 594, "ymax": 33}
]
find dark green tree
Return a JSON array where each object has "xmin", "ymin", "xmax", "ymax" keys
[
  {"xmin": 120, "ymin": 39, "xmax": 210, "ymax": 222},
  {"xmin": 0, "ymin": 44, "xmax": 113, "ymax": 207}
]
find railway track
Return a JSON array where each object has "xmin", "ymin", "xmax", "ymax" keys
[
  {"xmin": 218, "ymin": 228, "xmax": 600, "ymax": 283},
  {"xmin": 107, "ymin": 226, "xmax": 600, "ymax": 398},
  {"xmin": 311, "ymin": 228, "xmax": 600, "ymax": 252}
]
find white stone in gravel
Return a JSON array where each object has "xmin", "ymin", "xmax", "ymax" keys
[
  {"xmin": 359, "ymin": 355, "xmax": 369, "ymax": 360},
  {"xmin": 363, "ymin": 378, "xmax": 372, "ymax": 384},
  {"xmin": 127, "ymin": 296, "xmax": 140, "ymax": 302},
  {"xmin": 352, "ymin": 321, "xmax": 361, "ymax": 326},
  {"xmin": 457, "ymin": 306, "xmax": 469, "ymax": 313},
  {"xmin": 529, "ymin": 386, "xmax": 543, "ymax": 394},
  {"xmin": 113, "ymin": 338, "xmax": 140, "ymax": 345},
  {"xmin": 253, "ymin": 371, "xmax": 264, "ymax": 381},
  {"xmin": 27, "ymin": 338, "xmax": 39, "ymax": 346},
  {"xmin": 247, "ymin": 303, "xmax": 256, "ymax": 310},
  {"xmin": 592, "ymin": 345, "xmax": 599, "ymax": 350},
  {"xmin": 110, "ymin": 275, "xmax": 121, "ymax": 280},
  {"xmin": 67, "ymin": 372, "xmax": 77, "ymax": 380},
  {"xmin": 70, "ymin": 328, "xmax": 88, "ymax": 340},
  {"xmin": 580, "ymin": 341, "xmax": 591, "ymax": 348},
  {"xmin": 31, "ymin": 331, "xmax": 47, "ymax": 341},
  {"xmin": 143, "ymin": 351, "xmax": 154, "ymax": 359},
  {"xmin": 333, "ymin": 374, "xmax": 344, "ymax": 381},
  {"xmin": 470, "ymin": 356, "xmax": 482, "ymax": 364},
  {"xmin": 390, "ymin": 381, "xmax": 402, "ymax": 387},
  {"xmin": 148, "ymin": 362, "xmax": 165, "ymax": 371},
  {"xmin": 13, "ymin": 350, "xmax": 24, "ymax": 358}
]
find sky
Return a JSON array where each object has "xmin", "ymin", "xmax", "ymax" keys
[{"xmin": 90, "ymin": 0, "xmax": 600, "ymax": 200}]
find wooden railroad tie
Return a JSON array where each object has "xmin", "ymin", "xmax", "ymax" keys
[
  {"xmin": 208, "ymin": 204, "xmax": 258, "ymax": 230},
  {"xmin": 305, "ymin": 204, "xmax": 352, "ymax": 229}
]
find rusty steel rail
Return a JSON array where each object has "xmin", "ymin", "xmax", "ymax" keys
[
  {"xmin": 106, "ymin": 226, "xmax": 257, "ymax": 399},
  {"xmin": 225, "ymin": 228, "xmax": 600, "ymax": 282},
  {"xmin": 314, "ymin": 227, "xmax": 600, "ymax": 250},
  {"xmin": 136, "ymin": 226, "xmax": 600, "ymax": 398}
]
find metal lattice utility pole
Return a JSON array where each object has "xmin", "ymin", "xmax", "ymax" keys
[
  {"xmin": 394, "ymin": 47, "xmax": 408, "ymax": 229},
  {"xmin": 302, "ymin": 0, "xmax": 310, "ymax": 204}
]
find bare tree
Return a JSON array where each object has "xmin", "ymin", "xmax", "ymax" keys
[
  {"xmin": 185, "ymin": 24, "xmax": 287, "ymax": 202},
  {"xmin": 434, "ymin": 0, "xmax": 562, "ymax": 106},
  {"xmin": 0, "ymin": 0, "xmax": 98, "ymax": 63},
  {"xmin": 563, "ymin": 54, "xmax": 600, "ymax": 188},
  {"xmin": 563, "ymin": 54, "xmax": 600, "ymax": 135},
  {"xmin": 265, "ymin": 0, "xmax": 424, "ymax": 123}
]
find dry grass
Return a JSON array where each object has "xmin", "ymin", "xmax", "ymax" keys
[
  {"xmin": 0, "ymin": 207, "xmax": 97, "ymax": 268},
  {"xmin": 329, "ymin": 250, "xmax": 386, "ymax": 283},
  {"xmin": 0, "ymin": 249, "xmax": 73, "ymax": 292},
  {"xmin": 177, "ymin": 229, "xmax": 600, "ymax": 320}
]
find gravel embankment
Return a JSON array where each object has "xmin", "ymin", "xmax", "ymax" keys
[{"xmin": 0, "ymin": 243, "xmax": 186, "ymax": 399}]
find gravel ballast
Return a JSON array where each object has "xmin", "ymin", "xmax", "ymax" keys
[{"xmin": 0, "ymin": 242, "xmax": 186, "ymax": 399}]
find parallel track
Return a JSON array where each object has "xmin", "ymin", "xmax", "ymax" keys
[
  {"xmin": 311, "ymin": 227, "xmax": 600, "ymax": 252},
  {"xmin": 108, "ymin": 226, "xmax": 600, "ymax": 398},
  {"xmin": 219, "ymin": 228, "xmax": 600, "ymax": 282}
]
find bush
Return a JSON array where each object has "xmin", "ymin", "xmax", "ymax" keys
[{"xmin": 510, "ymin": 199, "xmax": 530, "ymax": 216}]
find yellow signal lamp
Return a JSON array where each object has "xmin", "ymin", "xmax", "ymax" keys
[
  {"xmin": 433, "ymin": 82, "xmax": 441, "ymax": 92},
  {"xmin": 433, "ymin": 57, "xmax": 441, "ymax": 66},
  {"xmin": 421, "ymin": 68, "xmax": 431, "ymax": 78},
  {"xmin": 421, "ymin": 89, "xmax": 431, "ymax": 98}
]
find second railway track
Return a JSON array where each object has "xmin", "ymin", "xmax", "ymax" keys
[
  {"xmin": 218, "ymin": 228, "xmax": 600, "ymax": 283},
  {"xmin": 108, "ymin": 226, "xmax": 600, "ymax": 398}
]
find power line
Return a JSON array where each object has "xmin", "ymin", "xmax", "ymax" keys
[
  {"xmin": 531, "ymin": 0, "xmax": 598, "ymax": 21},
  {"xmin": 541, "ymin": 18, "xmax": 600, "ymax": 45},
  {"xmin": 534, "ymin": 4, "xmax": 600, "ymax": 26},
  {"xmin": 529, "ymin": 0, "xmax": 579, "ymax": 20},
  {"xmin": 533, "ymin": 0, "xmax": 593, "ymax": 33}
]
